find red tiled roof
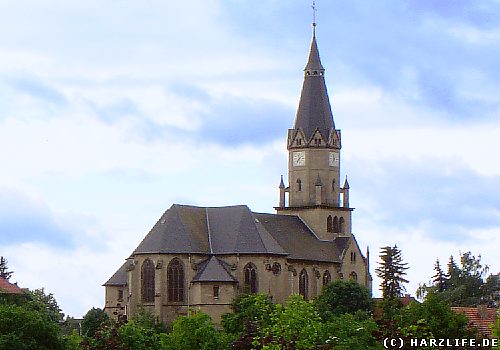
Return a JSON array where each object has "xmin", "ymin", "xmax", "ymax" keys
[
  {"xmin": 0, "ymin": 277, "xmax": 23, "ymax": 295},
  {"xmin": 451, "ymin": 306, "xmax": 498, "ymax": 338}
]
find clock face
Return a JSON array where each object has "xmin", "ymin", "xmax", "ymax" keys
[
  {"xmin": 292, "ymin": 151, "xmax": 305, "ymax": 166},
  {"xmin": 329, "ymin": 152, "xmax": 339, "ymax": 167}
]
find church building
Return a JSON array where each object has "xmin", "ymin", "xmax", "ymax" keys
[{"xmin": 104, "ymin": 25, "xmax": 371, "ymax": 325}]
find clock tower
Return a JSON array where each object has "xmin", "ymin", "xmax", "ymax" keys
[{"xmin": 276, "ymin": 26, "xmax": 352, "ymax": 241}]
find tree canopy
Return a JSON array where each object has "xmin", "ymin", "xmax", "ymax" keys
[
  {"xmin": 315, "ymin": 280, "xmax": 373, "ymax": 320},
  {"xmin": 418, "ymin": 251, "xmax": 499, "ymax": 307}
]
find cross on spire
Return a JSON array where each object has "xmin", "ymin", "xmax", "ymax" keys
[{"xmin": 312, "ymin": 1, "xmax": 317, "ymax": 28}]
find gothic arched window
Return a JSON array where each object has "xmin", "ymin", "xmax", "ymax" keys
[
  {"xmin": 323, "ymin": 270, "xmax": 331, "ymax": 286},
  {"xmin": 296, "ymin": 179, "xmax": 302, "ymax": 192},
  {"xmin": 350, "ymin": 271, "xmax": 358, "ymax": 281},
  {"xmin": 327, "ymin": 215, "xmax": 333, "ymax": 232},
  {"xmin": 333, "ymin": 216, "xmax": 339, "ymax": 233},
  {"xmin": 141, "ymin": 259, "xmax": 155, "ymax": 303},
  {"xmin": 339, "ymin": 217, "xmax": 345, "ymax": 234},
  {"xmin": 244, "ymin": 263, "xmax": 258, "ymax": 293},
  {"xmin": 167, "ymin": 258, "xmax": 185, "ymax": 302},
  {"xmin": 299, "ymin": 269, "xmax": 308, "ymax": 299}
]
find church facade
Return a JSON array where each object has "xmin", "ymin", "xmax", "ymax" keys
[{"xmin": 103, "ymin": 28, "xmax": 371, "ymax": 325}]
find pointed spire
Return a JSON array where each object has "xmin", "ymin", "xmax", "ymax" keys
[
  {"xmin": 343, "ymin": 176, "xmax": 350, "ymax": 189},
  {"xmin": 279, "ymin": 175, "xmax": 285, "ymax": 189},
  {"xmin": 293, "ymin": 25, "xmax": 335, "ymax": 141},
  {"xmin": 304, "ymin": 32, "xmax": 324, "ymax": 72}
]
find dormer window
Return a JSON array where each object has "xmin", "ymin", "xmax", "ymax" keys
[{"xmin": 296, "ymin": 139, "xmax": 302, "ymax": 146}]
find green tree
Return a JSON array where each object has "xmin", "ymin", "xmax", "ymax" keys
[
  {"xmin": 492, "ymin": 313, "xmax": 500, "ymax": 348},
  {"xmin": 80, "ymin": 321, "xmax": 124, "ymax": 350},
  {"xmin": 117, "ymin": 308, "xmax": 166, "ymax": 350},
  {"xmin": 322, "ymin": 313, "xmax": 381, "ymax": 350},
  {"xmin": 420, "ymin": 252, "xmax": 499, "ymax": 307},
  {"xmin": 399, "ymin": 292, "xmax": 474, "ymax": 340},
  {"xmin": 375, "ymin": 245, "xmax": 409, "ymax": 299},
  {"xmin": 23, "ymin": 288, "xmax": 65, "ymax": 323},
  {"xmin": 161, "ymin": 311, "xmax": 224, "ymax": 350},
  {"xmin": 431, "ymin": 259, "xmax": 447, "ymax": 293},
  {"xmin": 0, "ymin": 257, "xmax": 13, "ymax": 280},
  {"xmin": 0, "ymin": 303, "xmax": 64, "ymax": 350},
  {"xmin": 259, "ymin": 294, "xmax": 324, "ymax": 350},
  {"xmin": 81, "ymin": 308, "xmax": 110, "ymax": 339},
  {"xmin": 315, "ymin": 280, "xmax": 373, "ymax": 320},
  {"xmin": 119, "ymin": 320, "xmax": 161, "ymax": 350},
  {"xmin": 221, "ymin": 293, "xmax": 275, "ymax": 337}
]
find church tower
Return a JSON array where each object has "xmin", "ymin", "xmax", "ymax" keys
[{"xmin": 276, "ymin": 25, "xmax": 352, "ymax": 241}]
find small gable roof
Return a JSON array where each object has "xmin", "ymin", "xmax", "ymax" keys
[
  {"xmin": 103, "ymin": 261, "xmax": 131, "ymax": 286},
  {"xmin": 192, "ymin": 256, "xmax": 237, "ymax": 283}
]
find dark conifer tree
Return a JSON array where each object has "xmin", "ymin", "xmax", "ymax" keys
[
  {"xmin": 375, "ymin": 245, "xmax": 409, "ymax": 299},
  {"xmin": 0, "ymin": 256, "xmax": 13, "ymax": 280},
  {"xmin": 446, "ymin": 255, "xmax": 460, "ymax": 290},
  {"xmin": 432, "ymin": 259, "xmax": 447, "ymax": 292}
]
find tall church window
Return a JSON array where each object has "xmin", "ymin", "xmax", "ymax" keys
[
  {"xmin": 299, "ymin": 269, "xmax": 308, "ymax": 299},
  {"xmin": 333, "ymin": 216, "xmax": 339, "ymax": 233},
  {"xmin": 322, "ymin": 270, "xmax": 331, "ymax": 286},
  {"xmin": 167, "ymin": 258, "xmax": 185, "ymax": 302},
  {"xmin": 244, "ymin": 263, "xmax": 258, "ymax": 293},
  {"xmin": 339, "ymin": 217, "xmax": 345, "ymax": 234},
  {"xmin": 349, "ymin": 271, "xmax": 358, "ymax": 281},
  {"xmin": 296, "ymin": 179, "xmax": 302, "ymax": 192},
  {"xmin": 141, "ymin": 259, "xmax": 155, "ymax": 303},
  {"xmin": 327, "ymin": 215, "xmax": 333, "ymax": 232}
]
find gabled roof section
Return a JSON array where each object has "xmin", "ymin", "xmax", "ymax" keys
[
  {"xmin": 294, "ymin": 32, "xmax": 335, "ymax": 141},
  {"xmin": 207, "ymin": 206, "xmax": 287, "ymax": 255},
  {"xmin": 0, "ymin": 277, "xmax": 23, "ymax": 294},
  {"xmin": 253, "ymin": 213, "xmax": 341, "ymax": 263},
  {"xmin": 133, "ymin": 204, "xmax": 209, "ymax": 255},
  {"xmin": 192, "ymin": 256, "xmax": 237, "ymax": 283},
  {"xmin": 103, "ymin": 261, "xmax": 131, "ymax": 286}
]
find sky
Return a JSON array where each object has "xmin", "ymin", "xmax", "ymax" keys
[{"xmin": 1, "ymin": 0, "xmax": 499, "ymax": 318}]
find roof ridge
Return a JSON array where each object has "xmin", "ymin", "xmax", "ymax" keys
[{"xmin": 206, "ymin": 208, "xmax": 214, "ymax": 254}]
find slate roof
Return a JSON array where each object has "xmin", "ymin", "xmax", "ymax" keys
[
  {"xmin": 254, "ymin": 213, "xmax": 343, "ymax": 263},
  {"xmin": 131, "ymin": 204, "xmax": 346, "ymax": 263},
  {"xmin": 0, "ymin": 277, "xmax": 23, "ymax": 294},
  {"xmin": 294, "ymin": 32, "xmax": 335, "ymax": 140},
  {"xmin": 103, "ymin": 261, "xmax": 131, "ymax": 286},
  {"xmin": 192, "ymin": 256, "xmax": 237, "ymax": 283},
  {"xmin": 106, "ymin": 204, "xmax": 350, "ymax": 286},
  {"xmin": 133, "ymin": 205, "xmax": 287, "ymax": 256}
]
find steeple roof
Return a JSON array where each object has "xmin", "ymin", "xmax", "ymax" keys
[
  {"xmin": 294, "ymin": 30, "xmax": 335, "ymax": 140},
  {"xmin": 305, "ymin": 33, "xmax": 324, "ymax": 72}
]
